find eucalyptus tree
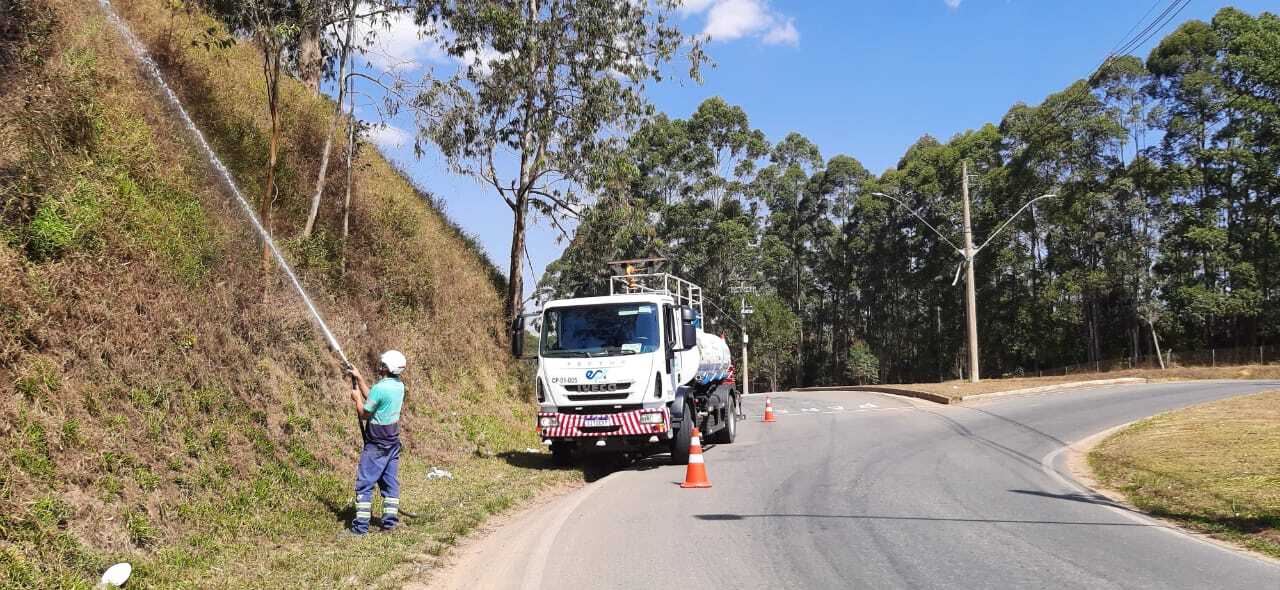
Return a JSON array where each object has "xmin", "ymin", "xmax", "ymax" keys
[
  {"xmin": 301, "ymin": 0, "xmax": 406, "ymax": 238},
  {"xmin": 411, "ymin": 0, "xmax": 706, "ymax": 323},
  {"xmin": 201, "ymin": 0, "xmax": 304, "ymax": 272},
  {"xmin": 756, "ymin": 133, "xmax": 824, "ymax": 385}
]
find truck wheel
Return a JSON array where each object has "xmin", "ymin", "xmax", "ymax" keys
[
  {"xmin": 669, "ymin": 403, "xmax": 692, "ymax": 465},
  {"xmin": 710, "ymin": 398, "xmax": 738, "ymax": 444},
  {"xmin": 550, "ymin": 441, "xmax": 574, "ymax": 467}
]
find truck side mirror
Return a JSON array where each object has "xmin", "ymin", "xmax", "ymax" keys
[{"xmin": 680, "ymin": 307, "xmax": 697, "ymax": 351}]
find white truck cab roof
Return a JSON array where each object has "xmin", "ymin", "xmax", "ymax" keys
[{"xmin": 542, "ymin": 294, "xmax": 674, "ymax": 309}]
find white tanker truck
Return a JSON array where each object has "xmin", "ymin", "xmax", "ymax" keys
[{"xmin": 512, "ymin": 265, "xmax": 741, "ymax": 465}]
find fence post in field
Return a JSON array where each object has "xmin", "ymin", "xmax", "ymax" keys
[{"xmin": 1212, "ymin": 349, "xmax": 1215, "ymax": 367}]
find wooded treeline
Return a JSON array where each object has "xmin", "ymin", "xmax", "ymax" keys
[{"xmin": 542, "ymin": 8, "xmax": 1280, "ymax": 389}]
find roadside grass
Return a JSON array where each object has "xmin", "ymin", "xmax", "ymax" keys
[
  {"xmin": 866, "ymin": 364, "xmax": 1280, "ymax": 401},
  {"xmin": 123, "ymin": 453, "xmax": 577, "ymax": 590},
  {"xmin": 1088, "ymin": 390, "xmax": 1280, "ymax": 559}
]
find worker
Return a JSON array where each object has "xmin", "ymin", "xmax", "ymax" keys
[{"xmin": 345, "ymin": 350, "xmax": 407, "ymax": 535}]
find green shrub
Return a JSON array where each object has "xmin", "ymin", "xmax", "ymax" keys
[
  {"xmin": 14, "ymin": 357, "xmax": 61, "ymax": 400},
  {"xmin": 207, "ymin": 427, "xmax": 228, "ymax": 451},
  {"xmin": 135, "ymin": 467, "xmax": 161, "ymax": 492},
  {"xmin": 119, "ymin": 173, "xmax": 217, "ymax": 285},
  {"xmin": 283, "ymin": 414, "xmax": 312, "ymax": 435},
  {"xmin": 12, "ymin": 420, "xmax": 53, "ymax": 479},
  {"xmin": 129, "ymin": 386, "xmax": 168, "ymax": 409},
  {"xmin": 29, "ymin": 496, "xmax": 72, "ymax": 529},
  {"xmin": 61, "ymin": 418, "xmax": 82, "ymax": 448},
  {"xmin": 125, "ymin": 510, "xmax": 157, "ymax": 547},
  {"xmin": 24, "ymin": 180, "xmax": 104, "ymax": 261}
]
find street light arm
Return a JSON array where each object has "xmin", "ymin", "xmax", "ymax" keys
[
  {"xmin": 973, "ymin": 194, "xmax": 1056, "ymax": 255},
  {"xmin": 871, "ymin": 192, "xmax": 965, "ymax": 256}
]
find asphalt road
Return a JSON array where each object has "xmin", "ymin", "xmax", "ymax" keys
[{"xmin": 431, "ymin": 381, "xmax": 1280, "ymax": 589}]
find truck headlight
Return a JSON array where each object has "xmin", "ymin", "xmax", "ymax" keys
[
  {"xmin": 639, "ymin": 412, "xmax": 665, "ymax": 425},
  {"xmin": 538, "ymin": 416, "xmax": 559, "ymax": 428}
]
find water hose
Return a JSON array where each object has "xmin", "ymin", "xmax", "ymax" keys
[{"xmin": 97, "ymin": 0, "xmax": 351, "ymax": 370}]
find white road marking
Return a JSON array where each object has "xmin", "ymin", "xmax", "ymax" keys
[{"xmin": 829, "ymin": 405, "xmax": 845, "ymax": 411}]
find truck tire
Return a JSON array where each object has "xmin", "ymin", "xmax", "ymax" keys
[
  {"xmin": 550, "ymin": 441, "xmax": 574, "ymax": 467},
  {"xmin": 669, "ymin": 402, "xmax": 692, "ymax": 465},
  {"xmin": 709, "ymin": 397, "xmax": 738, "ymax": 444}
]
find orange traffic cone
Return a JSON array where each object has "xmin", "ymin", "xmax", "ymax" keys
[
  {"xmin": 763, "ymin": 397, "xmax": 777, "ymax": 422},
  {"xmin": 680, "ymin": 427, "xmax": 712, "ymax": 488}
]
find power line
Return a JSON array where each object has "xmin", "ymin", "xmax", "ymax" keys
[
  {"xmin": 1108, "ymin": 0, "xmax": 1165, "ymax": 57},
  {"xmin": 1109, "ymin": 0, "xmax": 1191, "ymax": 62}
]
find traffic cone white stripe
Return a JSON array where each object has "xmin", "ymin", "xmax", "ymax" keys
[{"xmin": 689, "ymin": 454, "xmax": 704, "ymax": 464}]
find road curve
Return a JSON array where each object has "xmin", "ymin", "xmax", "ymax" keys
[{"xmin": 429, "ymin": 381, "xmax": 1280, "ymax": 589}]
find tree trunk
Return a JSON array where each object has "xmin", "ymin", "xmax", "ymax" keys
[
  {"xmin": 340, "ymin": 68, "xmax": 356, "ymax": 273},
  {"xmin": 261, "ymin": 46, "xmax": 283, "ymax": 275},
  {"xmin": 503, "ymin": 0, "xmax": 540, "ymax": 326},
  {"xmin": 302, "ymin": 1, "xmax": 356, "ymax": 238},
  {"xmin": 506, "ymin": 192, "xmax": 528, "ymax": 323},
  {"xmin": 1149, "ymin": 317, "xmax": 1165, "ymax": 370},
  {"xmin": 299, "ymin": 9, "xmax": 322, "ymax": 95}
]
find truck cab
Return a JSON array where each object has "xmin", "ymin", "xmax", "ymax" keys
[{"xmin": 513, "ymin": 272, "xmax": 740, "ymax": 465}]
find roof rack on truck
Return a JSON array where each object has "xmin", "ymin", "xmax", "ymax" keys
[{"xmin": 607, "ymin": 257, "xmax": 703, "ymax": 317}]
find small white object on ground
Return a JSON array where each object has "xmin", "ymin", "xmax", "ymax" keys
[
  {"xmin": 524, "ymin": 447, "xmax": 539, "ymax": 453},
  {"xmin": 427, "ymin": 467, "xmax": 454, "ymax": 480},
  {"xmin": 859, "ymin": 403, "xmax": 878, "ymax": 409},
  {"xmin": 98, "ymin": 563, "xmax": 131, "ymax": 588}
]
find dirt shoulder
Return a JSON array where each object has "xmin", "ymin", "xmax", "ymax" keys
[{"xmin": 1082, "ymin": 390, "xmax": 1280, "ymax": 560}]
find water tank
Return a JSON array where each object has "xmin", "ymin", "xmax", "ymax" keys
[{"xmin": 695, "ymin": 332, "xmax": 732, "ymax": 385}]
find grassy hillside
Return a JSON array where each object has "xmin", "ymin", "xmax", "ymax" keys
[{"xmin": 0, "ymin": 1, "xmax": 571, "ymax": 587}]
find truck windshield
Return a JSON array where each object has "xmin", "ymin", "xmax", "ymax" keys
[{"xmin": 540, "ymin": 303, "xmax": 660, "ymax": 357}]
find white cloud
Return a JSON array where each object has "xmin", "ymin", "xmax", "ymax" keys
[
  {"xmin": 761, "ymin": 17, "xmax": 798, "ymax": 46},
  {"xmin": 679, "ymin": 0, "xmax": 716, "ymax": 16},
  {"xmin": 352, "ymin": 10, "xmax": 445, "ymax": 72},
  {"xmin": 364, "ymin": 124, "xmax": 411, "ymax": 149},
  {"xmin": 944, "ymin": 0, "xmax": 962, "ymax": 8},
  {"xmin": 458, "ymin": 46, "xmax": 506, "ymax": 78},
  {"xmin": 683, "ymin": 0, "xmax": 799, "ymax": 46}
]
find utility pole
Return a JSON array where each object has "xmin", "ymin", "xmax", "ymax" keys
[
  {"xmin": 740, "ymin": 296, "xmax": 753, "ymax": 396},
  {"xmin": 961, "ymin": 161, "xmax": 980, "ymax": 383},
  {"xmin": 871, "ymin": 168, "xmax": 1055, "ymax": 385},
  {"xmin": 742, "ymin": 294, "xmax": 747, "ymax": 396}
]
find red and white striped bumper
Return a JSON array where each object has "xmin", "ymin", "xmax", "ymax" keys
[{"xmin": 538, "ymin": 407, "xmax": 670, "ymax": 438}]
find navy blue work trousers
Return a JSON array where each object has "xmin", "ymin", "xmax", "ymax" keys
[{"xmin": 352, "ymin": 440, "xmax": 400, "ymax": 534}]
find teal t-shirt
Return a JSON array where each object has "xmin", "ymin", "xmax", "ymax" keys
[{"xmin": 363, "ymin": 377, "xmax": 404, "ymax": 425}]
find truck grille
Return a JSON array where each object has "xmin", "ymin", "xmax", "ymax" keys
[
  {"xmin": 564, "ymin": 382, "xmax": 632, "ymax": 393},
  {"xmin": 567, "ymin": 393, "xmax": 630, "ymax": 402},
  {"xmin": 557, "ymin": 404, "xmax": 643, "ymax": 415}
]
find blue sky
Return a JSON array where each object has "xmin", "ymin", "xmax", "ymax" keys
[{"xmin": 349, "ymin": 0, "xmax": 1273, "ymax": 300}]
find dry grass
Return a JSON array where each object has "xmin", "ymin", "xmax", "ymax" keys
[
  {"xmin": 0, "ymin": 1, "xmax": 571, "ymax": 588},
  {"xmin": 1089, "ymin": 390, "xmax": 1280, "ymax": 559},
  {"xmin": 876, "ymin": 365, "xmax": 1280, "ymax": 401}
]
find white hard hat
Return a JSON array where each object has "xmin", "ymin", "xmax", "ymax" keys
[{"xmin": 380, "ymin": 350, "xmax": 407, "ymax": 375}]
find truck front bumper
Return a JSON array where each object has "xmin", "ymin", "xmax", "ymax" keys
[{"xmin": 537, "ymin": 406, "xmax": 671, "ymax": 443}]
